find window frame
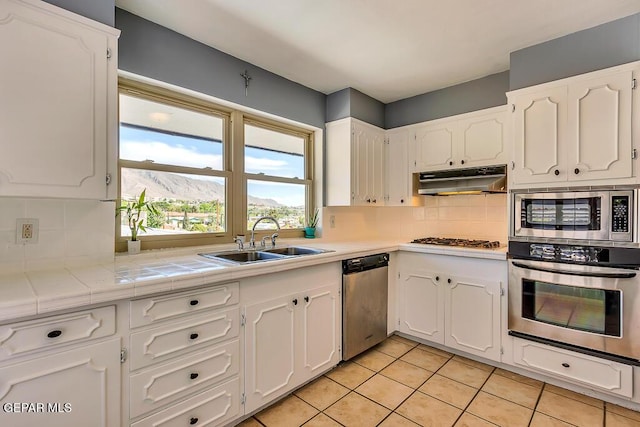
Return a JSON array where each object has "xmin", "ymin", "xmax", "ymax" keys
[{"xmin": 116, "ymin": 78, "xmax": 315, "ymax": 252}]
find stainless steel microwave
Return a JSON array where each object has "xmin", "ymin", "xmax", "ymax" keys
[{"xmin": 513, "ymin": 190, "xmax": 635, "ymax": 242}]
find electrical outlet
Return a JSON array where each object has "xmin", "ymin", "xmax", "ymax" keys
[
  {"xmin": 16, "ymin": 218, "xmax": 39, "ymax": 244},
  {"xmin": 329, "ymin": 215, "xmax": 336, "ymax": 228}
]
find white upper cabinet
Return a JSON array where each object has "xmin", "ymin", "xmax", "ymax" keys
[
  {"xmin": 509, "ymin": 62, "xmax": 638, "ymax": 188},
  {"xmin": 385, "ymin": 128, "xmax": 420, "ymax": 206},
  {"xmin": 326, "ymin": 118, "xmax": 386, "ymax": 206},
  {"xmin": 0, "ymin": 0, "xmax": 119, "ymax": 199},
  {"xmin": 410, "ymin": 106, "xmax": 508, "ymax": 172}
]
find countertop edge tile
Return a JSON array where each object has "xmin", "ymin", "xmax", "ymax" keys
[{"xmin": 0, "ymin": 239, "xmax": 508, "ymax": 322}]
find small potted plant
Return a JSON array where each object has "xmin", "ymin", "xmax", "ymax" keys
[
  {"xmin": 116, "ymin": 189, "xmax": 158, "ymax": 254},
  {"xmin": 304, "ymin": 208, "xmax": 319, "ymax": 238}
]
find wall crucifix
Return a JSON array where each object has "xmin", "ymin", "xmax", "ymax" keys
[{"xmin": 240, "ymin": 70, "xmax": 252, "ymax": 96}]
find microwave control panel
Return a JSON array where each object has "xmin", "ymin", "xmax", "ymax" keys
[{"xmin": 611, "ymin": 195, "xmax": 629, "ymax": 233}]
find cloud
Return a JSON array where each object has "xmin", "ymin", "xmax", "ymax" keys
[
  {"xmin": 121, "ymin": 140, "xmax": 223, "ymax": 169},
  {"xmin": 245, "ymin": 156, "xmax": 288, "ymax": 171}
]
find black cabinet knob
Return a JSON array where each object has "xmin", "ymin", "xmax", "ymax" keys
[
  {"xmin": 574, "ymin": 168, "xmax": 580, "ymax": 175},
  {"xmin": 304, "ymin": 296, "xmax": 309, "ymax": 302},
  {"xmin": 189, "ymin": 299, "xmax": 199, "ymax": 306},
  {"xmin": 561, "ymin": 362, "xmax": 570, "ymax": 368},
  {"xmin": 190, "ymin": 417, "xmax": 199, "ymax": 425},
  {"xmin": 447, "ymin": 278, "xmax": 451, "ymax": 283},
  {"xmin": 190, "ymin": 372, "xmax": 199, "ymax": 380},
  {"xmin": 292, "ymin": 298, "xmax": 298, "ymax": 305},
  {"xmin": 372, "ymin": 199, "xmax": 377, "ymax": 203},
  {"xmin": 461, "ymin": 160, "xmax": 465, "ymax": 165},
  {"xmin": 449, "ymin": 161, "xmax": 453, "ymax": 166},
  {"xmin": 366, "ymin": 198, "xmax": 371, "ymax": 203},
  {"xmin": 189, "ymin": 333, "xmax": 199, "ymax": 340},
  {"xmin": 400, "ymin": 199, "xmax": 404, "ymax": 204},
  {"xmin": 435, "ymin": 276, "xmax": 440, "ymax": 281},
  {"xmin": 554, "ymin": 169, "xmax": 559, "ymax": 176},
  {"xmin": 47, "ymin": 330, "xmax": 62, "ymax": 339}
]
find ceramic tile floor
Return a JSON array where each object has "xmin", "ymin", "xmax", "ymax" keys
[{"xmin": 236, "ymin": 335, "xmax": 640, "ymax": 427}]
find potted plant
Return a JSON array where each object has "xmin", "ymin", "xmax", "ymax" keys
[
  {"xmin": 304, "ymin": 208, "xmax": 319, "ymax": 238},
  {"xmin": 116, "ymin": 189, "xmax": 158, "ymax": 254}
]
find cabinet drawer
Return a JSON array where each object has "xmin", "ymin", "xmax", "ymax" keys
[
  {"xmin": 130, "ymin": 282, "xmax": 239, "ymax": 328},
  {"xmin": 131, "ymin": 377, "xmax": 240, "ymax": 427},
  {"xmin": 130, "ymin": 307, "xmax": 239, "ymax": 370},
  {"xmin": 513, "ymin": 338, "xmax": 633, "ymax": 398},
  {"xmin": 130, "ymin": 340, "xmax": 239, "ymax": 419},
  {"xmin": 0, "ymin": 306, "xmax": 115, "ymax": 361}
]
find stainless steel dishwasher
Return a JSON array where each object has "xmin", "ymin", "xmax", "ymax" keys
[{"xmin": 342, "ymin": 253, "xmax": 389, "ymax": 360}]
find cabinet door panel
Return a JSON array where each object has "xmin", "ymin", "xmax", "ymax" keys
[
  {"xmin": 369, "ymin": 133, "xmax": 385, "ymax": 205},
  {"xmin": 0, "ymin": 0, "xmax": 113, "ymax": 198},
  {"xmin": 244, "ymin": 295, "xmax": 297, "ymax": 412},
  {"xmin": 459, "ymin": 112, "xmax": 507, "ymax": 167},
  {"xmin": 0, "ymin": 338, "xmax": 120, "ymax": 427},
  {"xmin": 414, "ymin": 124, "xmax": 455, "ymax": 171},
  {"xmin": 300, "ymin": 285, "xmax": 339, "ymax": 376},
  {"xmin": 386, "ymin": 130, "xmax": 412, "ymax": 206},
  {"xmin": 131, "ymin": 378, "xmax": 240, "ymax": 427},
  {"xmin": 399, "ymin": 271, "xmax": 443, "ymax": 344},
  {"xmin": 129, "ymin": 307, "xmax": 239, "ymax": 370},
  {"xmin": 445, "ymin": 276, "xmax": 500, "ymax": 361},
  {"xmin": 352, "ymin": 125, "xmax": 369, "ymax": 205},
  {"xmin": 512, "ymin": 87, "xmax": 567, "ymax": 184},
  {"xmin": 568, "ymin": 71, "xmax": 632, "ymax": 181},
  {"xmin": 130, "ymin": 340, "xmax": 239, "ymax": 418}
]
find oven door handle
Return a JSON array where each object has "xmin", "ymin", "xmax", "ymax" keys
[{"xmin": 511, "ymin": 261, "xmax": 637, "ymax": 279}]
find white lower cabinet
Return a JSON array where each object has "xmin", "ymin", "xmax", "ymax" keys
[
  {"xmin": 513, "ymin": 337, "xmax": 633, "ymax": 398},
  {"xmin": 398, "ymin": 252, "xmax": 505, "ymax": 362},
  {"xmin": 131, "ymin": 378, "xmax": 240, "ymax": 427},
  {"xmin": 0, "ymin": 337, "xmax": 121, "ymax": 427},
  {"xmin": 128, "ymin": 283, "xmax": 241, "ymax": 426},
  {"xmin": 242, "ymin": 264, "xmax": 341, "ymax": 414}
]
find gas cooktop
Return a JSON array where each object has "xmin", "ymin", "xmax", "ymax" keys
[{"xmin": 410, "ymin": 237, "xmax": 502, "ymax": 249}]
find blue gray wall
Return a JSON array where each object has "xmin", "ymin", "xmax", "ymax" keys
[
  {"xmin": 326, "ymin": 88, "xmax": 385, "ymax": 128},
  {"xmin": 385, "ymin": 71, "xmax": 510, "ymax": 129},
  {"xmin": 510, "ymin": 13, "xmax": 640, "ymax": 90},
  {"xmin": 115, "ymin": 9, "xmax": 326, "ymax": 129},
  {"xmin": 44, "ymin": 0, "xmax": 114, "ymax": 26}
]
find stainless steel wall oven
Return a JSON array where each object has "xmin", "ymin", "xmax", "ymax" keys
[{"xmin": 509, "ymin": 188, "xmax": 640, "ymax": 364}]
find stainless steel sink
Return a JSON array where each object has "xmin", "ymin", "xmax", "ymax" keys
[
  {"xmin": 263, "ymin": 246, "xmax": 328, "ymax": 256},
  {"xmin": 199, "ymin": 246, "xmax": 332, "ymax": 264},
  {"xmin": 200, "ymin": 250, "xmax": 287, "ymax": 263}
]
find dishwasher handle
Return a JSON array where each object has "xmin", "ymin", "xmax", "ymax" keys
[{"xmin": 343, "ymin": 253, "xmax": 389, "ymax": 274}]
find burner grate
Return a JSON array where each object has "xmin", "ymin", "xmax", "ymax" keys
[{"xmin": 410, "ymin": 237, "xmax": 501, "ymax": 249}]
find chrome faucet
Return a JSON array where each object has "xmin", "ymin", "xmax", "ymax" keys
[{"xmin": 250, "ymin": 216, "xmax": 280, "ymax": 249}]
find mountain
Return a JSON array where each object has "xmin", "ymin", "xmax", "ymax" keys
[{"xmin": 121, "ymin": 169, "xmax": 282, "ymax": 207}]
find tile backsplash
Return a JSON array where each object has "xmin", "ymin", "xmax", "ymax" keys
[
  {"xmin": 321, "ymin": 194, "xmax": 508, "ymax": 243},
  {"xmin": 0, "ymin": 198, "xmax": 115, "ymax": 273}
]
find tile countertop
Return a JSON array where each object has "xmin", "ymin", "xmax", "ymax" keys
[{"xmin": 0, "ymin": 238, "xmax": 507, "ymax": 323}]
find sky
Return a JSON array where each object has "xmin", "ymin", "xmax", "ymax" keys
[{"xmin": 120, "ymin": 125, "xmax": 306, "ymax": 206}]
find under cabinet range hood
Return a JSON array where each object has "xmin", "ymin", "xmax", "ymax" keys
[{"xmin": 417, "ymin": 165, "xmax": 507, "ymax": 195}]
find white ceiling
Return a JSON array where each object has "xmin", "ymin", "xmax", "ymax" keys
[{"xmin": 115, "ymin": 0, "xmax": 640, "ymax": 103}]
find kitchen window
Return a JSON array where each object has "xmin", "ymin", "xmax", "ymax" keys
[{"xmin": 117, "ymin": 79, "xmax": 314, "ymax": 251}]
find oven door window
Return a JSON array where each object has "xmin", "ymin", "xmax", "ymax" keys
[
  {"xmin": 522, "ymin": 197, "xmax": 601, "ymax": 231},
  {"xmin": 522, "ymin": 279, "xmax": 621, "ymax": 337}
]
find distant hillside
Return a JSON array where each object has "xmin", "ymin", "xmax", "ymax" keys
[{"xmin": 121, "ymin": 169, "xmax": 282, "ymax": 207}]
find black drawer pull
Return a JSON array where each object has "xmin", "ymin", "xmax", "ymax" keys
[
  {"xmin": 189, "ymin": 299, "xmax": 199, "ymax": 306},
  {"xmin": 561, "ymin": 362, "xmax": 570, "ymax": 368},
  {"xmin": 190, "ymin": 372, "xmax": 199, "ymax": 380},
  {"xmin": 47, "ymin": 330, "xmax": 62, "ymax": 339},
  {"xmin": 189, "ymin": 333, "xmax": 199, "ymax": 340},
  {"xmin": 190, "ymin": 417, "xmax": 199, "ymax": 425}
]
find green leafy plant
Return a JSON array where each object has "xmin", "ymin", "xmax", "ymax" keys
[
  {"xmin": 306, "ymin": 208, "xmax": 319, "ymax": 228},
  {"xmin": 116, "ymin": 189, "xmax": 159, "ymax": 241}
]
